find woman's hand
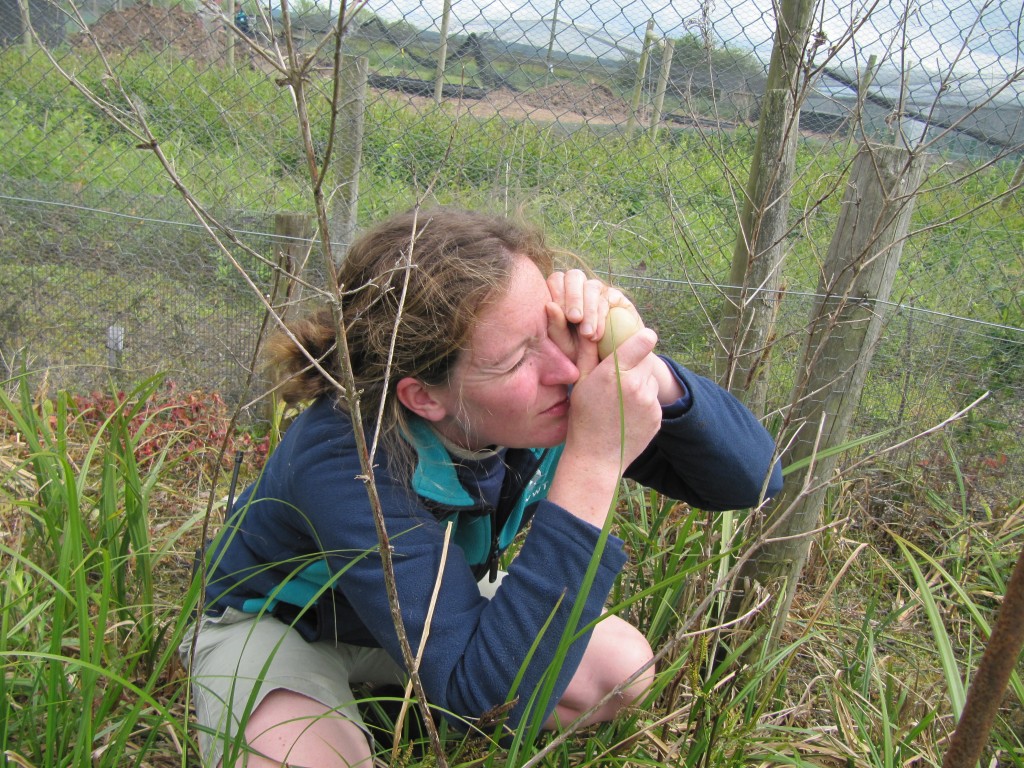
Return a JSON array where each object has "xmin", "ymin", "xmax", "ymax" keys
[
  {"xmin": 546, "ymin": 270, "xmax": 641, "ymax": 362},
  {"xmin": 566, "ymin": 326, "xmax": 664, "ymax": 470},
  {"xmin": 544, "ymin": 271, "xmax": 688, "ymax": 527},
  {"xmin": 547, "ymin": 270, "xmax": 684, "ymax": 407},
  {"xmin": 544, "ymin": 325, "xmax": 663, "ymax": 528}
]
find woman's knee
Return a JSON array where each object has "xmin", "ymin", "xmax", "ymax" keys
[
  {"xmin": 557, "ymin": 616, "xmax": 654, "ymax": 726},
  {"xmin": 238, "ymin": 689, "xmax": 373, "ymax": 768},
  {"xmin": 596, "ymin": 618, "xmax": 655, "ymax": 703}
]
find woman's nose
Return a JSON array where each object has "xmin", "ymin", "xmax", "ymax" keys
[{"xmin": 539, "ymin": 338, "xmax": 580, "ymax": 386}]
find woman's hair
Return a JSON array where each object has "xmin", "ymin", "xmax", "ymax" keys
[{"xmin": 265, "ymin": 206, "xmax": 554, "ymax": 461}]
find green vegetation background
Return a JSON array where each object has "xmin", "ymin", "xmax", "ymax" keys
[{"xmin": 1, "ymin": 31, "xmax": 1022, "ymax": 767}]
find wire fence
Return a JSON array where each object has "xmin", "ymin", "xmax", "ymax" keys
[{"xmin": 1, "ymin": 0, "xmax": 1022, "ymax": 506}]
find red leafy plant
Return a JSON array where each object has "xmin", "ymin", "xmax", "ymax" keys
[{"xmin": 69, "ymin": 380, "xmax": 270, "ymax": 477}]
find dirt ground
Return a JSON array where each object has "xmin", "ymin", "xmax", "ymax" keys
[
  {"xmin": 389, "ymin": 82, "xmax": 633, "ymax": 126},
  {"xmin": 74, "ymin": 2, "xmax": 231, "ymax": 66},
  {"xmin": 76, "ymin": 2, "xmax": 635, "ymax": 126}
]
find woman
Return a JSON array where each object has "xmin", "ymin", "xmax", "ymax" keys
[{"xmin": 182, "ymin": 207, "xmax": 783, "ymax": 767}]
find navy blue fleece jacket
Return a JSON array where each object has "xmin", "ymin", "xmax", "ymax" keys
[{"xmin": 201, "ymin": 358, "xmax": 782, "ymax": 729}]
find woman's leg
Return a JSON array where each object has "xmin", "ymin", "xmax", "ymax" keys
[
  {"xmin": 232, "ymin": 689, "xmax": 373, "ymax": 767},
  {"xmin": 182, "ymin": 609, "xmax": 402, "ymax": 768},
  {"xmin": 545, "ymin": 615, "xmax": 654, "ymax": 729}
]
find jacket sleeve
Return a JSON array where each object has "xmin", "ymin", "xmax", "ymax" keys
[
  {"xmin": 625, "ymin": 357, "xmax": 783, "ymax": 510},
  {"xmin": 286, "ymin": 411, "xmax": 626, "ymax": 731}
]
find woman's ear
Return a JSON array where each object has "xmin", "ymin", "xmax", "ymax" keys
[{"xmin": 396, "ymin": 377, "xmax": 449, "ymax": 422}]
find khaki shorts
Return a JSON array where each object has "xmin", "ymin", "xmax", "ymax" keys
[
  {"xmin": 180, "ymin": 575, "xmax": 505, "ymax": 767},
  {"xmin": 179, "ymin": 607, "xmax": 404, "ymax": 766}
]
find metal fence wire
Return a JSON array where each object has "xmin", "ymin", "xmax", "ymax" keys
[{"xmin": 1, "ymin": 0, "xmax": 1022, "ymax": 504}]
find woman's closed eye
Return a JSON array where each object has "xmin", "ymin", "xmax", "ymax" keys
[
  {"xmin": 505, "ymin": 353, "xmax": 529, "ymax": 373},
  {"xmin": 496, "ymin": 332, "xmax": 550, "ymax": 376}
]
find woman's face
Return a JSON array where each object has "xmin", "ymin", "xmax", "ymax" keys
[{"xmin": 429, "ymin": 255, "xmax": 581, "ymax": 450}]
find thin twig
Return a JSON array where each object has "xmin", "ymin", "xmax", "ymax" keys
[{"xmin": 391, "ymin": 522, "xmax": 453, "ymax": 762}]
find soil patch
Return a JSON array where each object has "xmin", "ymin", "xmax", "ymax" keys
[
  {"xmin": 72, "ymin": 1, "xmax": 232, "ymax": 66},
  {"xmin": 369, "ymin": 82, "xmax": 633, "ymax": 126},
  {"xmin": 520, "ymin": 82, "xmax": 632, "ymax": 121}
]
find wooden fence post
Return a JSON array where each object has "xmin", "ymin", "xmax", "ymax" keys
[
  {"xmin": 273, "ymin": 212, "xmax": 314, "ymax": 316},
  {"xmin": 626, "ymin": 19, "xmax": 655, "ymax": 136},
  {"xmin": 716, "ymin": 0, "xmax": 814, "ymax": 410},
  {"xmin": 733, "ymin": 142, "xmax": 925, "ymax": 648},
  {"xmin": 226, "ymin": 0, "xmax": 236, "ymax": 70},
  {"xmin": 17, "ymin": 0, "xmax": 34, "ymax": 50},
  {"xmin": 106, "ymin": 323, "xmax": 125, "ymax": 377},
  {"xmin": 543, "ymin": 0, "xmax": 561, "ymax": 86},
  {"xmin": 433, "ymin": 0, "xmax": 452, "ymax": 104},
  {"xmin": 716, "ymin": 88, "xmax": 798, "ymax": 414},
  {"xmin": 1003, "ymin": 157, "xmax": 1024, "ymax": 209},
  {"xmin": 257, "ymin": 212, "xmax": 313, "ymax": 424},
  {"xmin": 648, "ymin": 37, "xmax": 674, "ymax": 142},
  {"xmin": 330, "ymin": 54, "xmax": 368, "ymax": 262}
]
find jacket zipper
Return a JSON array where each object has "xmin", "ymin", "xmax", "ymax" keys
[{"xmin": 487, "ymin": 449, "xmax": 546, "ymax": 582}]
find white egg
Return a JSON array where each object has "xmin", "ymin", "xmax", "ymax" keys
[{"xmin": 598, "ymin": 306, "xmax": 644, "ymax": 359}]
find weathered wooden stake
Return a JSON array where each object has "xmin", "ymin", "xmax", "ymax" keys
[
  {"xmin": 17, "ymin": 0, "xmax": 34, "ymax": 50},
  {"xmin": 1003, "ymin": 157, "xmax": 1024, "ymax": 210},
  {"xmin": 649, "ymin": 37, "xmax": 674, "ymax": 142},
  {"xmin": 106, "ymin": 323, "xmax": 125, "ymax": 374},
  {"xmin": 715, "ymin": 88, "xmax": 797, "ymax": 414},
  {"xmin": 716, "ymin": 0, "xmax": 814, "ymax": 410},
  {"xmin": 626, "ymin": 20, "xmax": 655, "ymax": 136},
  {"xmin": 433, "ymin": 0, "xmax": 452, "ymax": 104},
  {"xmin": 734, "ymin": 143, "xmax": 924, "ymax": 648},
  {"xmin": 330, "ymin": 55, "xmax": 368, "ymax": 260},
  {"xmin": 273, "ymin": 212, "xmax": 314, "ymax": 315},
  {"xmin": 543, "ymin": 0, "xmax": 561, "ymax": 86}
]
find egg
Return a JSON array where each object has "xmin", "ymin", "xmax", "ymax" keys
[{"xmin": 597, "ymin": 306, "xmax": 644, "ymax": 359}]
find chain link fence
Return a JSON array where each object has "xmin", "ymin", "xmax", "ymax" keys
[{"xmin": 1, "ymin": 0, "xmax": 1022, "ymax": 503}]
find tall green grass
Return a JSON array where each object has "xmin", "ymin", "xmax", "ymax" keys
[
  {"xmin": 0, "ymin": 373, "xmax": 205, "ymax": 766},
  {"xmin": 2, "ymin": 375, "xmax": 1022, "ymax": 766}
]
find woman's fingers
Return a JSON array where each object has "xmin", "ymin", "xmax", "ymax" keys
[
  {"xmin": 549, "ymin": 270, "xmax": 611, "ymax": 338},
  {"xmin": 545, "ymin": 301, "xmax": 575, "ymax": 359},
  {"xmin": 548, "ymin": 272, "xmax": 652, "ymax": 373},
  {"xmin": 600, "ymin": 327, "xmax": 657, "ymax": 370},
  {"xmin": 547, "ymin": 299, "xmax": 605, "ymax": 378},
  {"xmin": 549, "ymin": 269, "xmax": 585, "ymax": 323},
  {"xmin": 566, "ymin": 327, "xmax": 662, "ymax": 469}
]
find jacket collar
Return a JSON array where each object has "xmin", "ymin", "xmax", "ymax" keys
[{"xmin": 405, "ymin": 417, "xmax": 479, "ymax": 508}]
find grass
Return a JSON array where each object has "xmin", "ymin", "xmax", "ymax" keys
[
  {"xmin": 0, "ymin": 374, "xmax": 206, "ymax": 765},
  {"xmin": 2, "ymin": 372, "xmax": 1021, "ymax": 767}
]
